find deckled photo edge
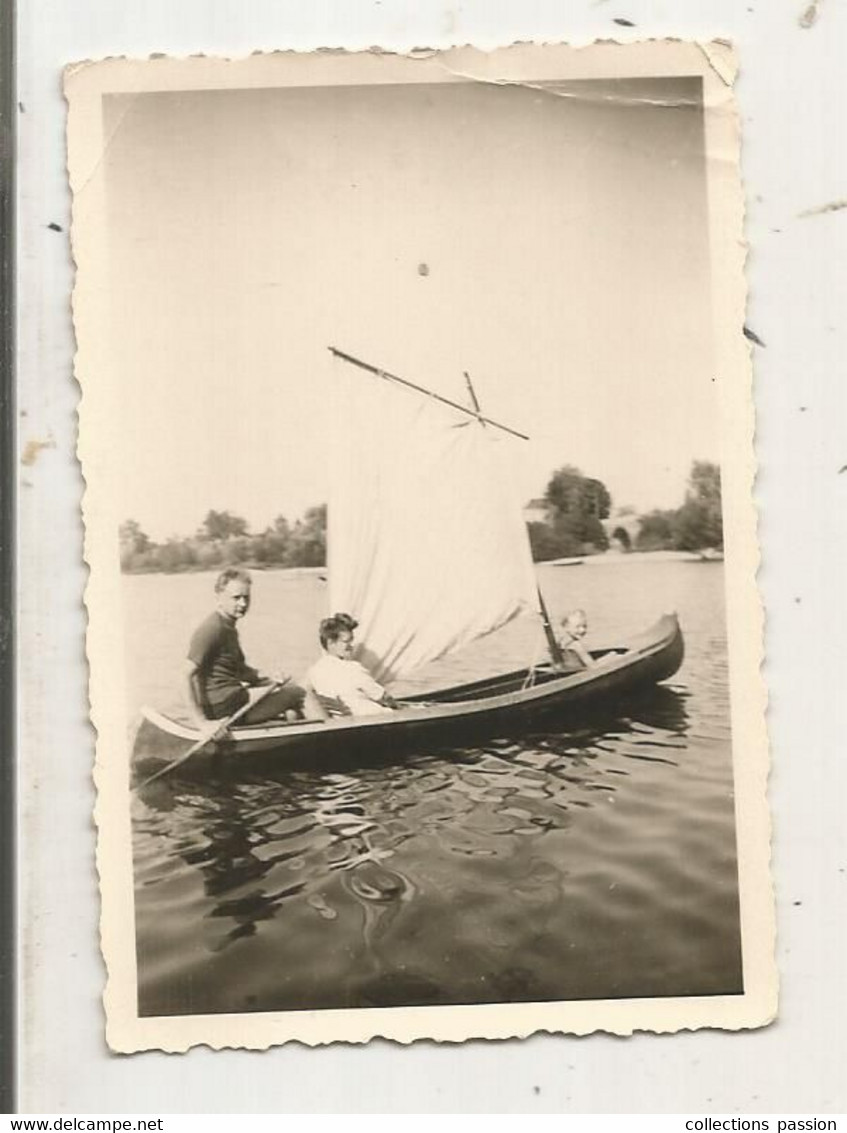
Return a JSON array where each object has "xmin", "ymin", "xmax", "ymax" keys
[{"xmin": 65, "ymin": 40, "xmax": 776, "ymax": 1053}]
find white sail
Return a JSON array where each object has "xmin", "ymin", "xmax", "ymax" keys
[{"xmin": 328, "ymin": 361, "xmax": 539, "ymax": 683}]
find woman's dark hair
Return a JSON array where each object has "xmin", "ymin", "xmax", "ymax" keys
[{"xmin": 319, "ymin": 611, "xmax": 359, "ymax": 649}]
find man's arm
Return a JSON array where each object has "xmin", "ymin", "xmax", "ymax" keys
[
  {"xmin": 184, "ymin": 660, "xmax": 233, "ymax": 740},
  {"xmin": 184, "ymin": 659, "xmax": 210, "ymax": 727},
  {"xmin": 182, "ymin": 661, "xmax": 234, "ymax": 743},
  {"xmin": 244, "ymin": 662, "xmax": 293, "ymax": 688}
]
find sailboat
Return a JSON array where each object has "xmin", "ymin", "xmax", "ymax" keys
[{"xmin": 133, "ymin": 349, "xmax": 683, "ymax": 773}]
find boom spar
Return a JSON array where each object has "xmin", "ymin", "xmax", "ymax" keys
[{"xmin": 329, "ymin": 347, "xmax": 530, "ymax": 441}]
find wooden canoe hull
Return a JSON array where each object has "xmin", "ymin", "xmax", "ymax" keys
[{"xmin": 132, "ymin": 613, "xmax": 684, "ymax": 776}]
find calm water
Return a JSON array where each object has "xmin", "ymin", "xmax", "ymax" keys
[{"xmin": 126, "ymin": 559, "xmax": 742, "ymax": 1016}]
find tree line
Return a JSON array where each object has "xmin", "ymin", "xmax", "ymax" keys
[
  {"xmin": 119, "ymin": 460, "xmax": 722, "ymax": 573},
  {"xmin": 526, "ymin": 466, "xmax": 612, "ymax": 561},
  {"xmin": 527, "ymin": 460, "xmax": 722, "ymax": 559},
  {"xmin": 119, "ymin": 506, "xmax": 327, "ymax": 573},
  {"xmin": 629, "ymin": 461, "xmax": 723, "ymax": 554}
]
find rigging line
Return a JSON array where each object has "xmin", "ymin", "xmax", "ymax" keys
[
  {"xmin": 328, "ymin": 346, "xmax": 530, "ymax": 441},
  {"xmin": 521, "ymin": 631, "xmax": 545, "ymax": 690}
]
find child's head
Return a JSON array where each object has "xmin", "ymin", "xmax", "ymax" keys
[
  {"xmin": 319, "ymin": 612, "xmax": 359, "ymax": 659},
  {"xmin": 561, "ymin": 609, "xmax": 588, "ymax": 639}
]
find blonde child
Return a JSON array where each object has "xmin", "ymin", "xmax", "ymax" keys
[{"xmin": 558, "ymin": 609, "xmax": 595, "ymax": 670}]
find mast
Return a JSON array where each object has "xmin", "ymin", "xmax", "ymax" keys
[{"xmin": 462, "ymin": 370, "xmax": 566, "ymax": 670}]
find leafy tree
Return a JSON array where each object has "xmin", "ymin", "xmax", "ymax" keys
[
  {"xmin": 222, "ymin": 536, "xmax": 253, "ymax": 565},
  {"xmin": 543, "ymin": 465, "xmax": 611, "ymax": 553},
  {"xmin": 634, "ymin": 461, "xmax": 723, "ymax": 552},
  {"xmin": 198, "ymin": 509, "xmax": 249, "ymax": 542},
  {"xmin": 677, "ymin": 461, "xmax": 723, "ymax": 551},
  {"xmin": 258, "ymin": 515, "xmax": 292, "ymax": 565},
  {"xmin": 119, "ymin": 519, "xmax": 151, "ymax": 556},
  {"xmin": 157, "ymin": 538, "xmax": 196, "ymax": 572},
  {"xmin": 527, "ymin": 521, "xmax": 582, "ymax": 562},
  {"xmin": 119, "ymin": 520, "xmax": 154, "ymax": 570},
  {"xmin": 689, "ymin": 461, "xmax": 721, "ymax": 510},
  {"xmin": 635, "ymin": 509, "xmax": 678, "ymax": 551},
  {"xmin": 288, "ymin": 504, "xmax": 327, "ymax": 567},
  {"xmin": 194, "ymin": 540, "xmax": 223, "ymax": 570}
]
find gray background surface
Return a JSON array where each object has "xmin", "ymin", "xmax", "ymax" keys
[{"xmin": 16, "ymin": 0, "xmax": 847, "ymax": 1114}]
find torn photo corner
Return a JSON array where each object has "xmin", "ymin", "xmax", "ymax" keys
[{"xmin": 65, "ymin": 40, "xmax": 775, "ymax": 1053}]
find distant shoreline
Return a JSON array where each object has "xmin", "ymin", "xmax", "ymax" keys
[
  {"xmin": 121, "ymin": 550, "xmax": 722, "ymax": 578},
  {"xmin": 121, "ymin": 563, "xmax": 328, "ymax": 578},
  {"xmin": 544, "ymin": 549, "xmax": 724, "ymax": 566}
]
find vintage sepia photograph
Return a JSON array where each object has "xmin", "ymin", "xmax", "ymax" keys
[{"xmin": 66, "ymin": 42, "xmax": 773, "ymax": 1050}]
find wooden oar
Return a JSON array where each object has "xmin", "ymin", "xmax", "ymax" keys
[{"xmin": 134, "ymin": 682, "xmax": 282, "ymax": 790}]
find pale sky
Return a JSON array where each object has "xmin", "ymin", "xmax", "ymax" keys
[{"xmin": 105, "ymin": 77, "xmax": 716, "ymax": 541}]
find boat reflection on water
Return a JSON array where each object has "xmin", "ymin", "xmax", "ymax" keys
[{"xmin": 132, "ymin": 683, "xmax": 713, "ymax": 1016}]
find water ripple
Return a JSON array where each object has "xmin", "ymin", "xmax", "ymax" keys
[{"xmin": 129, "ymin": 561, "xmax": 742, "ymax": 1015}]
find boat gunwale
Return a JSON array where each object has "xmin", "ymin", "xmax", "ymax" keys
[{"xmin": 139, "ymin": 613, "xmax": 681, "ymax": 748}]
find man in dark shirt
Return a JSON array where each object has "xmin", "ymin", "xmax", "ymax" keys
[{"xmin": 185, "ymin": 568, "xmax": 325, "ymax": 737}]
